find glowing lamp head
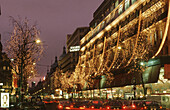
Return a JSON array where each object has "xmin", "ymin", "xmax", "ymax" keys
[
  {"xmin": 144, "ymin": 106, "xmax": 147, "ymax": 109},
  {"xmin": 122, "ymin": 105, "xmax": 126, "ymax": 109},
  {"xmin": 118, "ymin": 46, "xmax": 122, "ymax": 50},
  {"xmin": 106, "ymin": 106, "xmax": 110, "ymax": 109},
  {"xmin": 160, "ymin": 106, "xmax": 163, "ymax": 109},
  {"xmin": 58, "ymin": 105, "xmax": 63, "ymax": 109},
  {"xmin": 140, "ymin": 62, "xmax": 145, "ymax": 66},
  {"xmin": 132, "ymin": 104, "xmax": 136, "ymax": 108},
  {"xmin": 35, "ymin": 39, "xmax": 41, "ymax": 44},
  {"xmin": 11, "ymin": 59, "xmax": 14, "ymax": 62}
]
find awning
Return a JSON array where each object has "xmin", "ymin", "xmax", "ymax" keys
[
  {"xmin": 104, "ymin": 65, "xmax": 161, "ymax": 88},
  {"xmin": 143, "ymin": 65, "xmax": 161, "ymax": 83}
]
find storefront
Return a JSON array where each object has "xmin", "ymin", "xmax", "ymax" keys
[{"xmin": 66, "ymin": 56, "xmax": 170, "ymax": 99}]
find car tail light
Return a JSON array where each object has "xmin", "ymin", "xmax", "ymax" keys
[
  {"xmin": 58, "ymin": 105, "xmax": 63, "ymax": 109},
  {"xmin": 122, "ymin": 105, "xmax": 126, "ymax": 109},
  {"xmin": 132, "ymin": 104, "xmax": 136, "ymax": 108},
  {"xmin": 65, "ymin": 107, "xmax": 71, "ymax": 109},
  {"xmin": 91, "ymin": 106, "xmax": 94, "ymax": 109},
  {"xmin": 79, "ymin": 106, "xmax": 85, "ymax": 109},
  {"xmin": 43, "ymin": 101, "xmax": 47, "ymax": 103},
  {"xmin": 106, "ymin": 106, "xmax": 110, "ymax": 109},
  {"xmin": 160, "ymin": 106, "xmax": 163, "ymax": 109},
  {"xmin": 70, "ymin": 105, "xmax": 73, "ymax": 108},
  {"xmin": 144, "ymin": 106, "xmax": 147, "ymax": 109}
]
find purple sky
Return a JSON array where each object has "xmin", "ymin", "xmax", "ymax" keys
[{"xmin": 0, "ymin": 0, "xmax": 103, "ymax": 83}]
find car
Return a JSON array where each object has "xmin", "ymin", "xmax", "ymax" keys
[
  {"xmin": 121, "ymin": 100, "xmax": 142, "ymax": 110},
  {"xmin": 42, "ymin": 99, "xmax": 53, "ymax": 104},
  {"xmin": 142, "ymin": 101, "xmax": 165, "ymax": 110},
  {"xmin": 15, "ymin": 102, "xmax": 37, "ymax": 110},
  {"xmin": 103, "ymin": 100, "xmax": 123, "ymax": 109},
  {"xmin": 56, "ymin": 100, "xmax": 73, "ymax": 110},
  {"xmin": 33, "ymin": 97, "xmax": 46, "ymax": 110},
  {"xmin": 72, "ymin": 100, "xmax": 90, "ymax": 109},
  {"xmin": 88, "ymin": 100, "xmax": 104, "ymax": 109},
  {"xmin": 8, "ymin": 102, "xmax": 18, "ymax": 110},
  {"xmin": 121, "ymin": 100, "xmax": 166, "ymax": 110}
]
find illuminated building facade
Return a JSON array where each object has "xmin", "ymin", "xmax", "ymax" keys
[
  {"xmin": 77, "ymin": 0, "xmax": 170, "ymax": 100},
  {"xmin": 0, "ymin": 35, "xmax": 13, "ymax": 93},
  {"xmin": 59, "ymin": 27, "xmax": 89, "ymax": 73}
]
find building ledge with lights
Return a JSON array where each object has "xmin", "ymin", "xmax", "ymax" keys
[{"xmin": 74, "ymin": 0, "xmax": 170, "ymax": 99}]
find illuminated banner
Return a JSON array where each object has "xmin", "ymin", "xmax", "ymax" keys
[
  {"xmin": 1, "ymin": 93, "xmax": 9, "ymax": 108},
  {"xmin": 69, "ymin": 46, "xmax": 80, "ymax": 52},
  {"xmin": 164, "ymin": 64, "xmax": 170, "ymax": 79}
]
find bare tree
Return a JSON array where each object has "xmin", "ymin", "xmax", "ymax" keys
[
  {"xmin": 60, "ymin": 71, "xmax": 72, "ymax": 92},
  {"xmin": 5, "ymin": 17, "xmax": 43, "ymax": 101}
]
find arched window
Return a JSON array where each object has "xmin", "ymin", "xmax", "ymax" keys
[
  {"xmin": 125, "ymin": 0, "xmax": 130, "ymax": 10},
  {"xmin": 131, "ymin": 0, "xmax": 136, "ymax": 5},
  {"xmin": 115, "ymin": 0, "xmax": 119, "ymax": 8},
  {"xmin": 119, "ymin": 4, "xmax": 123, "ymax": 15}
]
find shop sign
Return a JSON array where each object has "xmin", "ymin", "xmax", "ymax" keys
[
  {"xmin": 69, "ymin": 46, "xmax": 80, "ymax": 52},
  {"xmin": 1, "ymin": 93, "xmax": 9, "ymax": 108}
]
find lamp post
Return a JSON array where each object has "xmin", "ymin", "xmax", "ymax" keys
[
  {"xmin": 132, "ymin": 77, "xmax": 136, "ymax": 99},
  {"xmin": 140, "ymin": 61, "xmax": 147, "ymax": 99},
  {"xmin": 19, "ymin": 39, "xmax": 41, "ymax": 102}
]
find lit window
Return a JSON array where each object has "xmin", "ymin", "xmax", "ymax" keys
[
  {"xmin": 95, "ymin": 22, "xmax": 97, "ymax": 27},
  {"xmin": 115, "ymin": 0, "xmax": 119, "ymax": 7},
  {"xmin": 3, "ymin": 66, "xmax": 6, "ymax": 70},
  {"xmin": 125, "ymin": 0, "xmax": 130, "ymax": 10},
  {"xmin": 110, "ymin": 3, "xmax": 114, "ymax": 11},
  {"xmin": 119, "ymin": 4, "xmax": 123, "ymax": 14},
  {"xmin": 131, "ymin": 0, "xmax": 136, "ymax": 4},
  {"xmin": 7, "ymin": 67, "xmax": 9, "ymax": 70},
  {"xmin": 150, "ymin": 35, "xmax": 153, "ymax": 43},
  {"xmin": 101, "ymin": 21, "xmax": 105, "ymax": 29},
  {"xmin": 155, "ymin": 32, "xmax": 157, "ymax": 42},
  {"xmin": 160, "ymin": 30, "xmax": 162, "ymax": 39}
]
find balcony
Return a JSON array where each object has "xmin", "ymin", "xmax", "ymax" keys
[{"xmin": 80, "ymin": 0, "xmax": 162, "ymax": 52}]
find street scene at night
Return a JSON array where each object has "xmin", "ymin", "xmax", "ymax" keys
[{"xmin": 0, "ymin": 0, "xmax": 170, "ymax": 109}]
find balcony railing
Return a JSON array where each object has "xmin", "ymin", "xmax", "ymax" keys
[{"xmin": 80, "ymin": 0, "xmax": 162, "ymax": 50}]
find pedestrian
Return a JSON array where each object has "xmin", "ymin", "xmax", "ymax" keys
[{"xmin": 36, "ymin": 97, "xmax": 46, "ymax": 110}]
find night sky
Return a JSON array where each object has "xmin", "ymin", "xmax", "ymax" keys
[{"xmin": 0, "ymin": 0, "xmax": 103, "ymax": 83}]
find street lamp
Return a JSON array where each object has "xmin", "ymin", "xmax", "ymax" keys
[
  {"xmin": 11, "ymin": 59, "xmax": 14, "ymax": 62},
  {"xmin": 139, "ymin": 61, "xmax": 147, "ymax": 98},
  {"xmin": 35, "ymin": 39, "xmax": 41, "ymax": 44},
  {"xmin": 140, "ymin": 62, "xmax": 145, "ymax": 66},
  {"xmin": 118, "ymin": 46, "xmax": 122, "ymax": 50},
  {"xmin": 19, "ymin": 39, "xmax": 42, "ymax": 102}
]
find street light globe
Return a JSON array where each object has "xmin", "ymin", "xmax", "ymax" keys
[
  {"xmin": 140, "ymin": 62, "xmax": 144, "ymax": 66},
  {"xmin": 11, "ymin": 59, "xmax": 14, "ymax": 62},
  {"xmin": 35, "ymin": 39, "xmax": 41, "ymax": 44},
  {"xmin": 118, "ymin": 46, "xmax": 122, "ymax": 50}
]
